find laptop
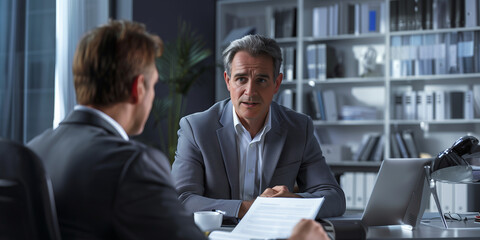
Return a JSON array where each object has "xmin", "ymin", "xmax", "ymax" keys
[{"xmin": 361, "ymin": 158, "xmax": 434, "ymax": 228}]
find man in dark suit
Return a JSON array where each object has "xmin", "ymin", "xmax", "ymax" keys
[
  {"xmin": 27, "ymin": 20, "xmax": 205, "ymax": 240},
  {"xmin": 27, "ymin": 20, "xmax": 329, "ymax": 240},
  {"xmin": 172, "ymin": 35, "xmax": 345, "ymax": 220}
]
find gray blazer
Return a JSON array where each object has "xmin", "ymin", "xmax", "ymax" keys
[
  {"xmin": 28, "ymin": 110, "xmax": 205, "ymax": 240},
  {"xmin": 172, "ymin": 99, "xmax": 346, "ymax": 219}
]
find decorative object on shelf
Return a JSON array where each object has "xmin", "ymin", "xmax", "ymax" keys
[
  {"xmin": 353, "ymin": 44, "xmax": 385, "ymax": 77},
  {"xmin": 152, "ymin": 20, "xmax": 212, "ymax": 164},
  {"xmin": 360, "ymin": 46, "xmax": 377, "ymax": 77}
]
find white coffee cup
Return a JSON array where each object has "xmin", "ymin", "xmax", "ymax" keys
[{"xmin": 194, "ymin": 211, "xmax": 223, "ymax": 232}]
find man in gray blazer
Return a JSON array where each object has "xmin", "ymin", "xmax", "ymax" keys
[{"xmin": 172, "ymin": 35, "xmax": 346, "ymax": 221}]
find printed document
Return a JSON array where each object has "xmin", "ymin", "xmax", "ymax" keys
[{"xmin": 209, "ymin": 197, "xmax": 325, "ymax": 240}]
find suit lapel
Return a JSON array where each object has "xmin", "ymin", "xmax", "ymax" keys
[
  {"xmin": 261, "ymin": 103, "xmax": 287, "ymax": 191},
  {"xmin": 217, "ymin": 101, "xmax": 240, "ymax": 199}
]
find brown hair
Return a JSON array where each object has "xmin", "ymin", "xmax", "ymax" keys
[{"xmin": 73, "ymin": 20, "xmax": 163, "ymax": 106}]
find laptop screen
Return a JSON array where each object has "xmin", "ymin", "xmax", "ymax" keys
[{"xmin": 361, "ymin": 158, "xmax": 433, "ymax": 228}]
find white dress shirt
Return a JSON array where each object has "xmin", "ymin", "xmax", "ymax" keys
[
  {"xmin": 233, "ymin": 106, "xmax": 271, "ymax": 200},
  {"xmin": 74, "ymin": 105, "xmax": 129, "ymax": 141}
]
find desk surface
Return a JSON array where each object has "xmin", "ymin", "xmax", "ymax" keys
[
  {"xmin": 367, "ymin": 224, "xmax": 480, "ymax": 239},
  {"xmin": 216, "ymin": 213, "xmax": 480, "ymax": 239},
  {"xmin": 329, "ymin": 213, "xmax": 480, "ymax": 240}
]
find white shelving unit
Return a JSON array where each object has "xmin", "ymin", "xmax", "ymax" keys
[
  {"xmin": 216, "ymin": 0, "xmax": 480, "ymax": 212},
  {"xmin": 216, "ymin": 0, "xmax": 480, "ymax": 163}
]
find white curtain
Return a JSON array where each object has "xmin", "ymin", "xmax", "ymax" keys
[{"xmin": 54, "ymin": 0, "xmax": 109, "ymax": 128}]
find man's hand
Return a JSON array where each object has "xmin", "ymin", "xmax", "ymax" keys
[
  {"xmin": 239, "ymin": 185, "xmax": 299, "ymax": 219},
  {"xmin": 238, "ymin": 200, "xmax": 254, "ymax": 218},
  {"xmin": 260, "ymin": 185, "xmax": 301, "ymax": 198},
  {"xmin": 289, "ymin": 219, "xmax": 329, "ymax": 240}
]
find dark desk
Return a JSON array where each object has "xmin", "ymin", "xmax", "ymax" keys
[
  {"xmin": 215, "ymin": 213, "xmax": 480, "ymax": 239},
  {"xmin": 327, "ymin": 213, "xmax": 480, "ymax": 240},
  {"xmin": 328, "ymin": 161, "xmax": 382, "ymax": 175},
  {"xmin": 366, "ymin": 224, "xmax": 480, "ymax": 239}
]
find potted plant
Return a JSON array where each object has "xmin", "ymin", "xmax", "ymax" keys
[{"xmin": 152, "ymin": 20, "xmax": 211, "ymax": 164}]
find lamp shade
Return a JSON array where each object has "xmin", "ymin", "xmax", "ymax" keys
[{"xmin": 431, "ymin": 136, "xmax": 480, "ymax": 183}]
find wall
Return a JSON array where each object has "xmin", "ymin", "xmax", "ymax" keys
[{"xmin": 131, "ymin": 0, "xmax": 217, "ymax": 151}]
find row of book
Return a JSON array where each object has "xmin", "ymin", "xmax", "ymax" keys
[
  {"xmin": 390, "ymin": 31, "xmax": 478, "ymax": 77},
  {"xmin": 280, "ymin": 46, "xmax": 297, "ymax": 81},
  {"xmin": 431, "ymin": 182, "xmax": 470, "ymax": 213},
  {"xmin": 353, "ymin": 133, "xmax": 385, "ymax": 162},
  {"xmin": 222, "ymin": 6, "xmax": 297, "ymax": 44},
  {"xmin": 353, "ymin": 129, "xmax": 419, "ymax": 162},
  {"xmin": 273, "ymin": 7, "xmax": 297, "ymax": 38},
  {"xmin": 281, "ymin": 88, "xmax": 474, "ymax": 122},
  {"xmin": 341, "ymin": 172, "xmax": 469, "ymax": 212},
  {"xmin": 308, "ymin": 89, "xmax": 338, "ymax": 121},
  {"xmin": 278, "ymin": 89, "xmax": 378, "ymax": 122},
  {"xmin": 341, "ymin": 172, "xmax": 376, "ymax": 210},
  {"xmin": 394, "ymin": 90, "xmax": 475, "ymax": 121},
  {"xmin": 275, "ymin": 89, "xmax": 295, "ymax": 110},
  {"xmin": 306, "ymin": 90, "xmax": 379, "ymax": 121},
  {"xmin": 305, "ymin": 44, "xmax": 338, "ymax": 80},
  {"xmin": 390, "ymin": 130, "xmax": 420, "ymax": 159},
  {"xmin": 222, "ymin": 12, "xmax": 264, "ymax": 46},
  {"xmin": 312, "ymin": 1, "xmax": 386, "ymax": 37},
  {"xmin": 390, "ymin": 0, "xmax": 478, "ymax": 32}
]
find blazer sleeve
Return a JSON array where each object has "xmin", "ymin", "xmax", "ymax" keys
[
  {"xmin": 295, "ymin": 118, "xmax": 346, "ymax": 218},
  {"xmin": 113, "ymin": 146, "xmax": 206, "ymax": 240},
  {"xmin": 172, "ymin": 117, "xmax": 243, "ymax": 219}
]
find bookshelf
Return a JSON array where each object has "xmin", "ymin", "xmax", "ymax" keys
[{"xmin": 216, "ymin": 0, "xmax": 480, "ymax": 211}]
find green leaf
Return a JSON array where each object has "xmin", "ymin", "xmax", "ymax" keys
[{"xmin": 152, "ymin": 19, "xmax": 212, "ymax": 164}]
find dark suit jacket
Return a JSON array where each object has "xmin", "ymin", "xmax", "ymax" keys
[
  {"xmin": 28, "ymin": 110, "xmax": 205, "ymax": 240},
  {"xmin": 172, "ymin": 99, "xmax": 346, "ymax": 219}
]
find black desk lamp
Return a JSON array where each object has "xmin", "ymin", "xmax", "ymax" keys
[
  {"xmin": 432, "ymin": 135, "xmax": 480, "ymax": 183},
  {"xmin": 425, "ymin": 135, "xmax": 480, "ymax": 228}
]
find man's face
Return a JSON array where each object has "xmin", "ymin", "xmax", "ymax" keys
[
  {"xmin": 224, "ymin": 51, "xmax": 282, "ymax": 126},
  {"xmin": 132, "ymin": 63, "xmax": 158, "ymax": 135}
]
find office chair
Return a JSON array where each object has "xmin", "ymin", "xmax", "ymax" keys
[{"xmin": 0, "ymin": 138, "xmax": 61, "ymax": 240}]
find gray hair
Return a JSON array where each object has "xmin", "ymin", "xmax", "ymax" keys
[{"xmin": 222, "ymin": 34, "xmax": 282, "ymax": 81}]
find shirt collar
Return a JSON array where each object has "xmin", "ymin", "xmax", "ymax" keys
[
  {"xmin": 232, "ymin": 105, "xmax": 272, "ymax": 139},
  {"xmin": 74, "ymin": 105, "xmax": 129, "ymax": 141}
]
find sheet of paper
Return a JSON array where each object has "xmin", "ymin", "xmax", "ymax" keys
[{"xmin": 209, "ymin": 197, "xmax": 324, "ymax": 240}]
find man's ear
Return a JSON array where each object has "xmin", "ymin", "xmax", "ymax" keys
[
  {"xmin": 224, "ymin": 71, "xmax": 231, "ymax": 92},
  {"xmin": 130, "ymin": 75, "xmax": 145, "ymax": 104},
  {"xmin": 273, "ymin": 73, "xmax": 283, "ymax": 94}
]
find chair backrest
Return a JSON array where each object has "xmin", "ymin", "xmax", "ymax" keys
[{"xmin": 0, "ymin": 138, "xmax": 61, "ymax": 240}]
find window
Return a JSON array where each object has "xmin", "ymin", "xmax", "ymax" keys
[
  {"xmin": 0, "ymin": 0, "xmax": 56, "ymax": 142},
  {"xmin": 0, "ymin": 0, "xmax": 111, "ymax": 143}
]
